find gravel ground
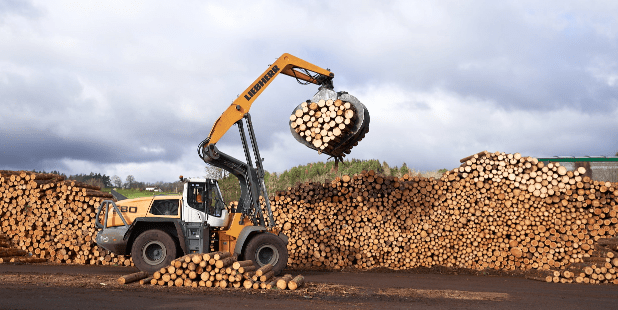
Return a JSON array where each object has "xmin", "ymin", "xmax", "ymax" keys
[{"xmin": 1, "ymin": 263, "xmax": 616, "ymax": 309}]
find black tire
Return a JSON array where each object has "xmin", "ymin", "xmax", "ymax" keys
[
  {"xmin": 243, "ymin": 233, "xmax": 288, "ymax": 275},
  {"xmin": 131, "ymin": 229, "xmax": 177, "ymax": 273}
]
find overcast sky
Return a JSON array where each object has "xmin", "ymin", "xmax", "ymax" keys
[{"xmin": 1, "ymin": 0, "xmax": 617, "ymax": 183}]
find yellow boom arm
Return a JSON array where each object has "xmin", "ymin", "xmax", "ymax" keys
[{"xmin": 205, "ymin": 53, "xmax": 334, "ymax": 146}]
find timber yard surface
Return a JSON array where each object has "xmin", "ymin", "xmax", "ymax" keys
[{"xmin": 0, "ymin": 263, "xmax": 616, "ymax": 309}]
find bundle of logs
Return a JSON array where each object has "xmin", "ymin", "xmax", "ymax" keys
[
  {"xmin": 138, "ymin": 252, "xmax": 304, "ymax": 290},
  {"xmin": 290, "ymin": 99, "xmax": 362, "ymax": 156},
  {"xmin": 0, "ymin": 170, "xmax": 131, "ymax": 266},
  {"xmin": 271, "ymin": 151, "xmax": 618, "ymax": 284}
]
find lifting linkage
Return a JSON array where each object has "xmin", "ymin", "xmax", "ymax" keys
[
  {"xmin": 197, "ymin": 54, "xmax": 335, "ymax": 228},
  {"xmin": 197, "ymin": 117, "xmax": 273, "ymax": 227},
  {"xmin": 236, "ymin": 113, "xmax": 274, "ymax": 227}
]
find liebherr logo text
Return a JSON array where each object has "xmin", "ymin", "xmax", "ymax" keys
[{"xmin": 244, "ymin": 65, "xmax": 280, "ymax": 101}]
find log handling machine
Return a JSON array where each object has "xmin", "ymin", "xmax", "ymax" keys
[{"xmin": 94, "ymin": 54, "xmax": 370, "ymax": 274}]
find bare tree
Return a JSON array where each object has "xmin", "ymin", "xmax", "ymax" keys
[
  {"xmin": 204, "ymin": 165, "xmax": 228, "ymax": 180},
  {"xmin": 111, "ymin": 175, "xmax": 122, "ymax": 188},
  {"xmin": 85, "ymin": 178, "xmax": 104, "ymax": 189},
  {"xmin": 125, "ymin": 175, "xmax": 136, "ymax": 189}
]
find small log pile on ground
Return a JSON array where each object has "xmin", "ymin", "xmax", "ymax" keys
[
  {"xmin": 146, "ymin": 251, "xmax": 305, "ymax": 290},
  {"xmin": 290, "ymin": 99, "xmax": 365, "ymax": 156},
  {"xmin": 0, "ymin": 170, "xmax": 131, "ymax": 266},
  {"xmin": 271, "ymin": 151, "xmax": 618, "ymax": 284}
]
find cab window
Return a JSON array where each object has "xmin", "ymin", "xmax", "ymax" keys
[
  {"xmin": 187, "ymin": 183, "xmax": 206, "ymax": 212},
  {"xmin": 150, "ymin": 199, "xmax": 179, "ymax": 216}
]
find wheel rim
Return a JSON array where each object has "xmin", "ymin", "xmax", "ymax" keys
[
  {"xmin": 142, "ymin": 240, "xmax": 166, "ymax": 265},
  {"xmin": 255, "ymin": 244, "xmax": 279, "ymax": 266}
]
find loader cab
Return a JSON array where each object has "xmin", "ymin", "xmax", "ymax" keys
[{"xmin": 182, "ymin": 178, "xmax": 229, "ymax": 227}]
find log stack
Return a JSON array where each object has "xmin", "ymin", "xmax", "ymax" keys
[
  {"xmin": 148, "ymin": 252, "xmax": 305, "ymax": 290},
  {"xmin": 2, "ymin": 150, "xmax": 618, "ymax": 286},
  {"xmin": 0, "ymin": 232, "xmax": 46, "ymax": 263},
  {"xmin": 271, "ymin": 151, "xmax": 618, "ymax": 284},
  {"xmin": 290, "ymin": 98, "xmax": 367, "ymax": 157},
  {"xmin": 0, "ymin": 170, "xmax": 131, "ymax": 266},
  {"xmin": 526, "ymin": 237, "xmax": 618, "ymax": 284}
]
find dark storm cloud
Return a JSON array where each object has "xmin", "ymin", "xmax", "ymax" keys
[
  {"xmin": 0, "ymin": 64, "xmax": 201, "ymax": 170},
  {"xmin": 0, "ymin": 129, "xmax": 116, "ymax": 168},
  {"xmin": 0, "ymin": 124, "xmax": 193, "ymax": 170}
]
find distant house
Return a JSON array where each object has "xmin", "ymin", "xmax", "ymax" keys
[{"xmin": 145, "ymin": 187, "xmax": 162, "ymax": 192}]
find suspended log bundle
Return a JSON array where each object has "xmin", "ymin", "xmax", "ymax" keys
[
  {"xmin": 271, "ymin": 151, "xmax": 618, "ymax": 284},
  {"xmin": 149, "ymin": 252, "xmax": 304, "ymax": 290},
  {"xmin": 290, "ymin": 98, "xmax": 368, "ymax": 157},
  {"xmin": 0, "ymin": 170, "xmax": 131, "ymax": 266}
]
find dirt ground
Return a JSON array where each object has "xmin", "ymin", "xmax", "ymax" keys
[{"xmin": 0, "ymin": 263, "xmax": 616, "ymax": 309}]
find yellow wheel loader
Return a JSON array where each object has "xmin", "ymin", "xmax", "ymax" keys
[{"xmin": 95, "ymin": 53, "xmax": 369, "ymax": 274}]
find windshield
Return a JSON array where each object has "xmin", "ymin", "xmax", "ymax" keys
[{"xmin": 207, "ymin": 182, "xmax": 226, "ymax": 217}]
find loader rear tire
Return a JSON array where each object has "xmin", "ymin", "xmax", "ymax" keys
[
  {"xmin": 243, "ymin": 233, "xmax": 288, "ymax": 275},
  {"xmin": 131, "ymin": 230, "xmax": 176, "ymax": 273}
]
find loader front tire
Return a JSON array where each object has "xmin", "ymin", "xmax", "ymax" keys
[
  {"xmin": 243, "ymin": 233, "xmax": 288, "ymax": 275},
  {"xmin": 131, "ymin": 230, "xmax": 176, "ymax": 273}
]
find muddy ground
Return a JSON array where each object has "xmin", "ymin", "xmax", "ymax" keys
[{"xmin": 0, "ymin": 263, "xmax": 616, "ymax": 309}]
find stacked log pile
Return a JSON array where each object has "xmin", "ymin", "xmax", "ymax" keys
[
  {"xmin": 525, "ymin": 237, "xmax": 618, "ymax": 284},
  {"xmin": 2, "ymin": 150, "xmax": 618, "ymax": 285},
  {"xmin": 271, "ymin": 151, "xmax": 618, "ymax": 284},
  {"xmin": 148, "ymin": 252, "xmax": 304, "ymax": 290},
  {"xmin": 290, "ymin": 99, "xmax": 366, "ymax": 156},
  {"xmin": 0, "ymin": 170, "xmax": 131, "ymax": 266},
  {"xmin": 0, "ymin": 232, "xmax": 46, "ymax": 263}
]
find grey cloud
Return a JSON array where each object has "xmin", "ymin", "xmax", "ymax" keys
[
  {"xmin": 322, "ymin": 2, "xmax": 618, "ymax": 114},
  {"xmin": 0, "ymin": 0, "xmax": 41, "ymax": 19},
  {"xmin": 0, "ymin": 126, "xmax": 192, "ymax": 170},
  {"xmin": 0, "ymin": 67, "xmax": 209, "ymax": 170},
  {"xmin": 2, "ymin": 1, "xmax": 618, "ymax": 182}
]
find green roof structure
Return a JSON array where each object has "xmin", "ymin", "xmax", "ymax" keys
[{"xmin": 537, "ymin": 156, "xmax": 618, "ymax": 162}]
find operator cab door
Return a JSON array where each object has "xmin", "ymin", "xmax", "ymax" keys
[{"xmin": 182, "ymin": 181, "xmax": 229, "ymax": 227}]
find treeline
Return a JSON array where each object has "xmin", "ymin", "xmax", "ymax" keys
[
  {"xmin": 32, "ymin": 170, "xmax": 182, "ymax": 193},
  {"xmin": 69, "ymin": 173, "xmax": 111, "ymax": 188},
  {"xmin": 217, "ymin": 159, "xmax": 444, "ymax": 204},
  {"xmin": 30, "ymin": 158, "xmax": 445, "ymax": 202},
  {"xmin": 32, "ymin": 171, "xmax": 112, "ymax": 188}
]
